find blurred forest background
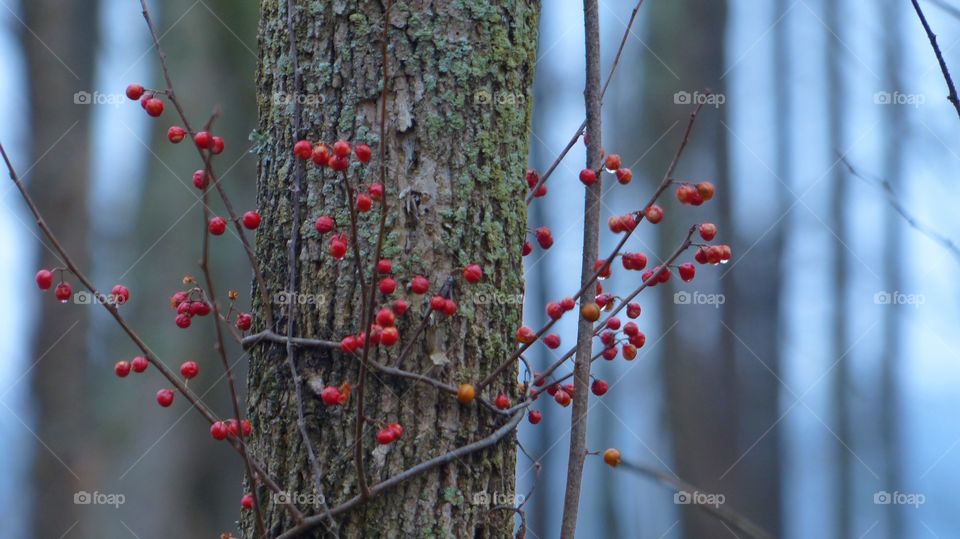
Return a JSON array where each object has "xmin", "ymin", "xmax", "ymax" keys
[{"xmin": 1, "ymin": 0, "xmax": 959, "ymax": 537}]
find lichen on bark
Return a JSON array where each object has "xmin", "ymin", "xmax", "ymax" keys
[{"xmin": 243, "ymin": 1, "xmax": 540, "ymax": 537}]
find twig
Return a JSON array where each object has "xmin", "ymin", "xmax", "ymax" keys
[
  {"xmin": 282, "ymin": 0, "xmax": 337, "ymax": 531},
  {"xmin": 275, "ymin": 410, "xmax": 525, "ymax": 539},
  {"xmin": 352, "ymin": 0, "xmax": 395, "ymax": 502},
  {"xmin": 911, "ymin": 0, "xmax": 960, "ymax": 118},
  {"xmin": 619, "ymin": 459, "xmax": 774, "ymax": 539},
  {"xmin": 840, "ymin": 157, "xmax": 960, "ymax": 263},
  {"xmin": 525, "ymin": 0, "xmax": 647, "ymax": 204},
  {"xmin": 0, "ymin": 141, "xmax": 303, "ymax": 523},
  {"xmin": 560, "ymin": 0, "xmax": 604, "ymax": 535},
  {"xmin": 480, "ymin": 102, "xmax": 707, "ymax": 392}
]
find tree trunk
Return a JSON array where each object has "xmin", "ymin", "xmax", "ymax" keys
[
  {"xmin": 22, "ymin": 0, "xmax": 97, "ymax": 536},
  {"xmin": 244, "ymin": 1, "xmax": 539, "ymax": 536}
]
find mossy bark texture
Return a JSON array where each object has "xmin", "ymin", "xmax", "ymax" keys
[{"xmin": 245, "ymin": 1, "xmax": 540, "ymax": 537}]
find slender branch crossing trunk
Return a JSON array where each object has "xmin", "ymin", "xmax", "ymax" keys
[{"xmin": 244, "ymin": 1, "xmax": 539, "ymax": 536}]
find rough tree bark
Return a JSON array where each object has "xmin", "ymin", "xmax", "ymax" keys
[{"xmin": 244, "ymin": 1, "xmax": 539, "ymax": 537}]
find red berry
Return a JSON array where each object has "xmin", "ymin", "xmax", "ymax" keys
[
  {"xmin": 241, "ymin": 494, "xmax": 254, "ymax": 510},
  {"xmin": 329, "ymin": 237, "xmax": 348, "ymax": 259},
  {"xmin": 622, "ymin": 252, "xmax": 648, "ymax": 271},
  {"xmin": 377, "ymin": 259, "xmax": 392, "ymax": 274},
  {"xmin": 167, "ymin": 126, "xmax": 186, "ymax": 143},
  {"xmin": 700, "ymin": 223, "xmax": 717, "ymax": 241},
  {"xmin": 463, "ymin": 264, "xmax": 483, "ymax": 284},
  {"xmin": 528, "ymin": 410, "xmax": 543, "ymax": 424},
  {"xmin": 515, "ymin": 326, "xmax": 536, "ymax": 344},
  {"xmin": 315, "ymin": 215, "xmax": 335, "ymax": 233},
  {"xmin": 210, "ymin": 136, "xmax": 225, "ymax": 155},
  {"xmin": 55, "ymin": 282, "xmax": 72, "ymax": 302},
  {"xmin": 392, "ymin": 299, "xmax": 409, "ymax": 316},
  {"xmin": 111, "ymin": 284, "xmax": 130, "ymax": 305},
  {"xmin": 644, "ymin": 204, "xmax": 664, "ymax": 224},
  {"xmin": 543, "ymin": 334, "xmax": 561, "ymax": 349},
  {"xmin": 377, "ymin": 428, "xmax": 396, "ymax": 445},
  {"xmin": 602, "ymin": 347, "xmax": 618, "ymax": 360},
  {"xmin": 554, "ymin": 389, "xmax": 572, "ymax": 407},
  {"xmin": 676, "ymin": 184, "xmax": 694, "ymax": 204},
  {"xmin": 411, "ymin": 276, "xmax": 430, "ymax": 294},
  {"xmin": 429, "ymin": 296, "xmax": 446, "ymax": 311},
  {"xmin": 241, "ymin": 419, "xmax": 252, "ymax": 437},
  {"xmin": 294, "ymin": 140, "xmax": 313, "ymax": 160},
  {"xmin": 376, "ymin": 308, "xmax": 396, "ymax": 327},
  {"xmin": 242, "ymin": 211, "xmax": 261, "ymax": 230},
  {"xmin": 125, "ymin": 83, "xmax": 144, "ymax": 100},
  {"xmin": 210, "ymin": 421, "xmax": 228, "ymax": 440},
  {"xmin": 606, "ymin": 317, "xmax": 621, "ymax": 330},
  {"xmin": 131, "ymin": 356, "xmax": 148, "ymax": 373},
  {"xmin": 495, "ymin": 394, "xmax": 510, "ymax": 409},
  {"xmin": 340, "ymin": 335, "xmax": 359, "ymax": 353},
  {"xmin": 591, "ymin": 379, "xmax": 609, "ymax": 396},
  {"xmin": 560, "ymin": 297, "xmax": 576, "ymax": 311},
  {"xmin": 546, "ymin": 302, "xmax": 564, "ymax": 320},
  {"xmin": 442, "ymin": 299, "xmax": 458, "ymax": 316},
  {"xmin": 622, "ymin": 344, "xmax": 638, "ymax": 360},
  {"xmin": 697, "ymin": 181, "xmax": 715, "ymax": 200},
  {"xmin": 368, "ymin": 183, "xmax": 384, "ymax": 201},
  {"xmin": 236, "ymin": 313, "xmax": 252, "ymax": 331},
  {"xmin": 176, "ymin": 313, "xmax": 192, "ymax": 328},
  {"xmin": 679, "ymin": 263, "xmax": 696, "ymax": 282},
  {"xmin": 355, "ymin": 143, "xmax": 372, "ymax": 163},
  {"xmin": 144, "ymin": 98, "xmax": 164, "ymax": 117},
  {"xmin": 333, "ymin": 139, "xmax": 351, "ymax": 157},
  {"xmin": 35, "ymin": 269, "xmax": 53, "ymax": 290},
  {"xmin": 312, "ymin": 144, "xmax": 331, "ymax": 166},
  {"xmin": 208, "ymin": 216, "xmax": 227, "ymax": 235},
  {"xmin": 379, "ymin": 277, "xmax": 396, "ymax": 295},
  {"xmin": 192, "ymin": 169, "xmax": 208, "ymax": 189},
  {"xmin": 114, "ymin": 361, "xmax": 131, "ymax": 378},
  {"xmin": 626, "ymin": 303, "xmax": 642, "ymax": 319},
  {"xmin": 381, "ymin": 326, "xmax": 399, "ymax": 347},
  {"xmin": 180, "ymin": 361, "xmax": 199, "ymax": 379},
  {"xmin": 194, "ymin": 131, "xmax": 211, "ymax": 149},
  {"xmin": 579, "ymin": 168, "xmax": 597, "ymax": 185},
  {"xmin": 623, "ymin": 321, "xmax": 640, "ymax": 337},
  {"xmin": 329, "ymin": 155, "xmax": 349, "ymax": 171},
  {"xmin": 321, "ymin": 386, "xmax": 342, "ymax": 406},
  {"xmin": 522, "ymin": 241, "xmax": 532, "ymax": 256},
  {"xmin": 356, "ymin": 193, "xmax": 373, "ymax": 212},
  {"xmin": 191, "ymin": 301, "xmax": 211, "ymax": 316},
  {"xmin": 156, "ymin": 389, "xmax": 175, "ymax": 407},
  {"xmin": 604, "ymin": 154, "xmax": 622, "ymax": 172},
  {"xmin": 535, "ymin": 227, "xmax": 553, "ymax": 249},
  {"xmin": 388, "ymin": 422, "xmax": 403, "ymax": 439},
  {"xmin": 616, "ymin": 168, "xmax": 633, "ymax": 184}
]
